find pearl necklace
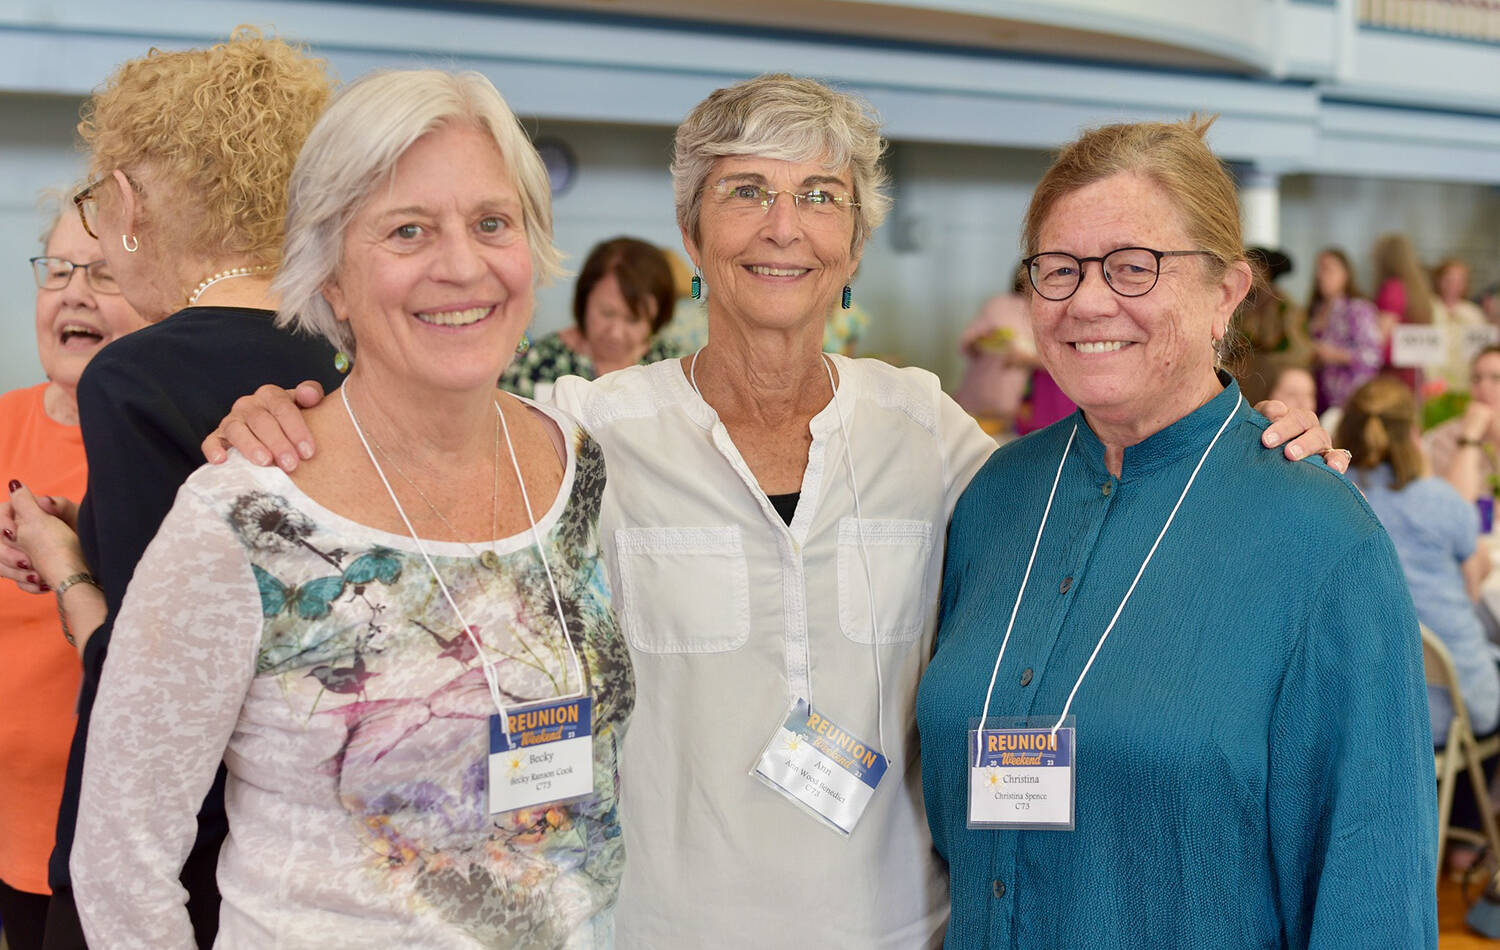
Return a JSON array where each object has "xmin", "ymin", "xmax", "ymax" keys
[{"xmin": 186, "ymin": 264, "xmax": 273, "ymax": 306}]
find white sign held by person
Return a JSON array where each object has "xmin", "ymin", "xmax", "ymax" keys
[{"xmin": 1390, "ymin": 325, "xmax": 1446, "ymax": 368}]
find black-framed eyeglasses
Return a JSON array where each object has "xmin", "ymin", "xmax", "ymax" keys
[
  {"xmin": 1022, "ymin": 247, "xmax": 1218, "ymax": 301},
  {"xmin": 29, "ymin": 256, "xmax": 121, "ymax": 294}
]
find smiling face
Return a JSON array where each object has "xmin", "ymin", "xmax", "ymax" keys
[
  {"xmin": 1029, "ymin": 170, "xmax": 1247, "ymax": 440},
  {"xmin": 1269, "ymin": 367, "xmax": 1317, "ymax": 413},
  {"xmin": 323, "ymin": 122, "xmax": 534, "ymax": 399},
  {"xmin": 583, "ymin": 271, "xmax": 655, "ymax": 365},
  {"xmin": 35, "ymin": 212, "xmax": 148, "ymax": 391},
  {"xmin": 683, "ymin": 155, "xmax": 859, "ymax": 338}
]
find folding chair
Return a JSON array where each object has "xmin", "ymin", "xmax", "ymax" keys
[{"xmin": 1422, "ymin": 624, "xmax": 1500, "ymax": 871}]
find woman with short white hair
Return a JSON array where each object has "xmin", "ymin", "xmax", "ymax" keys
[{"xmin": 70, "ymin": 69, "xmax": 632, "ymax": 948}]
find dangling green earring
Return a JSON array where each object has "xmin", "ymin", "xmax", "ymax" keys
[
  {"xmin": 841, "ymin": 284, "xmax": 852, "ymax": 310},
  {"xmin": 515, "ymin": 332, "xmax": 532, "ymax": 356},
  {"xmin": 334, "ymin": 351, "xmax": 351, "ymax": 374},
  {"xmin": 690, "ymin": 274, "xmax": 702, "ymax": 300}
]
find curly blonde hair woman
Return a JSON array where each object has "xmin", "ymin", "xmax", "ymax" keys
[{"xmin": 6, "ymin": 28, "xmax": 341, "ymax": 949}]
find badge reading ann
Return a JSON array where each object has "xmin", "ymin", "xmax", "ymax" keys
[
  {"xmin": 967, "ymin": 726, "xmax": 1075, "ymax": 830},
  {"xmin": 488, "ymin": 696, "xmax": 593, "ymax": 815},
  {"xmin": 753, "ymin": 698, "xmax": 888, "ymax": 836}
]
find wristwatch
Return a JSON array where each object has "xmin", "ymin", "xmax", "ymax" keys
[{"xmin": 54, "ymin": 571, "xmax": 102, "ymax": 646}]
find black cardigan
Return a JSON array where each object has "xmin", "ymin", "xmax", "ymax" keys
[{"xmin": 49, "ymin": 306, "xmax": 341, "ymax": 942}]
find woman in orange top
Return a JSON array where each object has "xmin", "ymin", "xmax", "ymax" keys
[{"xmin": 0, "ymin": 196, "xmax": 144, "ymax": 949}]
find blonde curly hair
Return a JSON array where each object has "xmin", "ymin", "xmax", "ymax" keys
[{"xmin": 79, "ymin": 26, "xmax": 332, "ymax": 264}]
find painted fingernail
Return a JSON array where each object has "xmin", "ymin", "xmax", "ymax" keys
[
  {"xmin": 38, "ymin": 583, "xmax": 50, "ymax": 592},
  {"xmin": 2, "ymin": 529, "xmax": 12, "ymax": 541},
  {"xmin": 279, "ymin": 454, "xmax": 298, "ymax": 471},
  {"xmin": 7, "ymin": 479, "xmax": 20, "ymax": 492},
  {"xmin": 26, "ymin": 573, "xmax": 39, "ymax": 585},
  {"xmin": 17, "ymin": 559, "xmax": 30, "ymax": 571}
]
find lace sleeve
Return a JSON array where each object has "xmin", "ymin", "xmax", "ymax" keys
[{"xmin": 71, "ymin": 476, "xmax": 262, "ymax": 949}]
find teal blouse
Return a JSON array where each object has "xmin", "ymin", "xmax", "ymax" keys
[{"xmin": 918, "ymin": 380, "xmax": 1436, "ymax": 949}]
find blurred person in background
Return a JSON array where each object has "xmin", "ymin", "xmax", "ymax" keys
[
  {"xmin": 502, "ymin": 235, "xmax": 680, "ymax": 398},
  {"xmin": 1234, "ymin": 246, "xmax": 1310, "ymax": 405},
  {"xmin": 0, "ymin": 194, "xmax": 146, "ymax": 950},
  {"xmin": 1338, "ymin": 376, "xmax": 1497, "ymax": 872},
  {"xmin": 3, "ymin": 28, "xmax": 338, "ymax": 948},
  {"xmin": 1430, "ymin": 257, "xmax": 1488, "ymax": 389},
  {"xmin": 1308, "ymin": 247, "xmax": 1382, "ymax": 415},
  {"xmin": 1373, "ymin": 232, "xmax": 1435, "ymax": 388},
  {"xmin": 1267, "ymin": 365, "xmax": 1318, "ymax": 416},
  {"xmin": 1428, "ymin": 344, "xmax": 1500, "ymax": 504},
  {"xmin": 952, "ymin": 266, "xmax": 1038, "ymax": 436}
]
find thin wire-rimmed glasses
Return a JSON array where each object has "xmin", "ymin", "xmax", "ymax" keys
[
  {"xmin": 1023, "ymin": 247, "xmax": 1218, "ymax": 301},
  {"xmin": 72, "ymin": 176, "xmax": 111, "ymax": 239},
  {"xmin": 29, "ymin": 256, "xmax": 121, "ymax": 294},
  {"xmin": 712, "ymin": 178, "xmax": 859, "ymax": 221}
]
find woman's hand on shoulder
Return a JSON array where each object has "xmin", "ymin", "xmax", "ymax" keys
[
  {"xmin": 4, "ymin": 483, "xmax": 86, "ymax": 593},
  {"xmin": 201, "ymin": 380, "xmax": 326, "ymax": 471},
  {"xmin": 1255, "ymin": 400, "xmax": 1350, "ymax": 473}
]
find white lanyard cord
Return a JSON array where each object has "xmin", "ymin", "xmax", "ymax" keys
[
  {"xmin": 821, "ymin": 355, "xmax": 887, "ymax": 757},
  {"xmin": 976, "ymin": 423, "xmax": 1077, "ymax": 738},
  {"xmin": 689, "ymin": 349, "xmax": 886, "ymax": 754},
  {"xmin": 341, "ymin": 385, "xmax": 582, "ymax": 744},
  {"xmin": 977, "ymin": 394, "xmax": 1242, "ymax": 743}
]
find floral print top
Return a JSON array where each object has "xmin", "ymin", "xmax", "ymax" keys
[
  {"xmin": 1311, "ymin": 295, "xmax": 1383, "ymax": 413},
  {"xmin": 72, "ymin": 409, "xmax": 632, "ymax": 950},
  {"xmin": 500, "ymin": 331, "xmax": 681, "ymax": 399}
]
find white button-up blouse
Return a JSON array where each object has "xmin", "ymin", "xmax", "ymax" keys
[{"xmin": 554, "ymin": 355, "xmax": 995, "ymax": 949}]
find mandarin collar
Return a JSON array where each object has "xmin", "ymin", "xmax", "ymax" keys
[{"xmin": 1069, "ymin": 372, "xmax": 1243, "ymax": 482}]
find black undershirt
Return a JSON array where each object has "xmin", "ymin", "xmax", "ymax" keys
[{"xmin": 767, "ymin": 491, "xmax": 800, "ymax": 525}]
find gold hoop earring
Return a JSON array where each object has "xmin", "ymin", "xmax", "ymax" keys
[{"xmin": 122, "ymin": 234, "xmax": 139, "ymax": 253}]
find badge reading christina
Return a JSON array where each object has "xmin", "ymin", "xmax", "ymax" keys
[
  {"xmin": 488, "ymin": 696, "xmax": 594, "ymax": 815},
  {"xmin": 967, "ymin": 724, "xmax": 1075, "ymax": 830},
  {"xmin": 753, "ymin": 699, "xmax": 888, "ymax": 836}
]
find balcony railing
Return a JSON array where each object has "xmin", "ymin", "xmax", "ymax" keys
[{"xmin": 1360, "ymin": 0, "xmax": 1500, "ymax": 41}]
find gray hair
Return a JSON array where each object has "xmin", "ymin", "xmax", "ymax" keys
[
  {"xmin": 275, "ymin": 69, "xmax": 562, "ymax": 354},
  {"xmin": 671, "ymin": 74, "xmax": 891, "ymax": 255},
  {"xmin": 35, "ymin": 187, "xmax": 73, "ymax": 248}
]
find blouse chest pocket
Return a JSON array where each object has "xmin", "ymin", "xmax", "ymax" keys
[
  {"xmin": 837, "ymin": 517, "xmax": 934, "ymax": 644},
  {"xmin": 613, "ymin": 525, "xmax": 750, "ymax": 654}
]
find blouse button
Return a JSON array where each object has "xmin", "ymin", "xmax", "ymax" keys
[
  {"xmin": 1059, "ymin": 576, "xmax": 1073, "ymax": 594},
  {"xmin": 1101, "ymin": 482, "xmax": 1113, "ymax": 497},
  {"xmin": 1020, "ymin": 667, "xmax": 1034, "ymax": 687},
  {"xmin": 993, "ymin": 879, "xmax": 1007, "ymax": 899}
]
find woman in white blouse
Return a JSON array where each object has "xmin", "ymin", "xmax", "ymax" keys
[{"xmin": 205, "ymin": 74, "xmax": 1337, "ymax": 949}]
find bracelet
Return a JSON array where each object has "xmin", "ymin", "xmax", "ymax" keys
[
  {"xmin": 1459, "ymin": 437, "xmax": 1484, "ymax": 448},
  {"xmin": 54, "ymin": 571, "xmax": 102, "ymax": 647}
]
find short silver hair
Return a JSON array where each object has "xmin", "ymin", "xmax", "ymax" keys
[
  {"xmin": 276, "ymin": 69, "xmax": 562, "ymax": 354},
  {"xmin": 671, "ymin": 74, "xmax": 891, "ymax": 255}
]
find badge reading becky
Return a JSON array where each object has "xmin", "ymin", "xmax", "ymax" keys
[
  {"xmin": 967, "ymin": 723, "xmax": 1075, "ymax": 830},
  {"xmin": 488, "ymin": 696, "xmax": 594, "ymax": 815},
  {"xmin": 753, "ymin": 699, "xmax": 888, "ymax": 836}
]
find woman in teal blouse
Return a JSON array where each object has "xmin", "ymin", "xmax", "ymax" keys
[{"xmin": 918, "ymin": 119, "xmax": 1435, "ymax": 949}]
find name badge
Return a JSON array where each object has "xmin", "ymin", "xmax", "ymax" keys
[
  {"xmin": 488, "ymin": 696, "xmax": 593, "ymax": 815},
  {"xmin": 967, "ymin": 717, "xmax": 1075, "ymax": 831},
  {"xmin": 752, "ymin": 698, "xmax": 888, "ymax": 836}
]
